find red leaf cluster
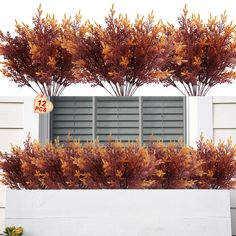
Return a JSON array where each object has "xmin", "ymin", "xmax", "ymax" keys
[
  {"xmin": 195, "ymin": 136, "xmax": 236, "ymax": 189},
  {"xmin": 0, "ymin": 5, "xmax": 236, "ymax": 96},
  {"xmin": 147, "ymin": 141, "xmax": 202, "ymax": 188},
  {"xmin": 163, "ymin": 5, "xmax": 236, "ymax": 95},
  {"xmin": 0, "ymin": 5, "xmax": 78, "ymax": 96},
  {"xmin": 64, "ymin": 5, "xmax": 171, "ymax": 96},
  {"xmin": 1, "ymin": 136, "xmax": 235, "ymax": 189}
]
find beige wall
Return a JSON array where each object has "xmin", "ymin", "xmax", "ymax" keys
[
  {"xmin": 0, "ymin": 97, "xmax": 39, "ymax": 153},
  {"xmin": 212, "ymin": 97, "xmax": 236, "ymax": 236},
  {"xmin": 0, "ymin": 188, "xmax": 5, "ymax": 236},
  {"xmin": 0, "ymin": 97, "xmax": 39, "ymax": 234},
  {"xmin": 231, "ymin": 191, "xmax": 236, "ymax": 236},
  {"xmin": 0, "ymin": 100, "xmax": 24, "ymax": 153},
  {"xmin": 213, "ymin": 97, "xmax": 236, "ymax": 143}
]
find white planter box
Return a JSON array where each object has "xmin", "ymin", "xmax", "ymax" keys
[
  {"xmin": 0, "ymin": 187, "xmax": 6, "ymax": 236},
  {"xmin": 230, "ymin": 190, "xmax": 236, "ymax": 235},
  {"xmin": 6, "ymin": 190, "xmax": 231, "ymax": 236}
]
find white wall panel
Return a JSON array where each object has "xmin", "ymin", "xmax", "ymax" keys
[
  {"xmin": 187, "ymin": 97, "xmax": 213, "ymax": 147},
  {"xmin": 22, "ymin": 97, "xmax": 39, "ymax": 141},
  {"xmin": 0, "ymin": 103, "xmax": 24, "ymax": 128},
  {"xmin": 0, "ymin": 129, "xmax": 24, "ymax": 153},
  {"xmin": 0, "ymin": 210, "xmax": 4, "ymax": 234},
  {"xmin": 214, "ymin": 104, "xmax": 236, "ymax": 128},
  {"xmin": 0, "ymin": 188, "xmax": 5, "ymax": 206},
  {"xmin": 0, "ymin": 97, "xmax": 39, "ymax": 153},
  {"xmin": 213, "ymin": 98, "xmax": 236, "ymax": 144},
  {"xmin": 213, "ymin": 98, "xmax": 236, "ymax": 236},
  {"xmin": 214, "ymin": 129, "xmax": 236, "ymax": 143},
  {"xmin": 6, "ymin": 190, "xmax": 231, "ymax": 236},
  {"xmin": 231, "ymin": 191, "xmax": 236, "ymax": 236},
  {"xmin": 0, "ymin": 99, "xmax": 24, "ymax": 152},
  {"xmin": 213, "ymin": 96, "xmax": 236, "ymax": 104},
  {"xmin": 0, "ymin": 97, "xmax": 39, "ymax": 235},
  {"xmin": 0, "ymin": 188, "xmax": 6, "ymax": 236}
]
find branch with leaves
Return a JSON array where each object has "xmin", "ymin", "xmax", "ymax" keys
[
  {"xmin": 1, "ymin": 5, "xmax": 236, "ymax": 96},
  {"xmin": 64, "ymin": 4, "xmax": 171, "ymax": 96},
  {"xmin": 0, "ymin": 5, "xmax": 78, "ymax": 96},
  {"xmin": 4, "ymin": 226, "xmax": 23, "ymax": 236},
  {"xmin": 1, "ymin": 136, "xmax": 236, "ymax": 189},
  {"xmin": 163, "ymin": 5, "xmax": 236, "ymax": 96},
  {"xmin": 196, "ymin": 136, "xmax": 236, "ymax": 189}
]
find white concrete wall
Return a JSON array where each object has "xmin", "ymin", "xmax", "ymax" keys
[
  {"xmin": 5, "ymin": 190, "xmax": 231, "ymax": 236},
  {"xmin": 230, "ymin": 191, "xmax": 236, "ymax": 236},
  {"xmin": 0, "ymin": 188, "xmax": 6, "ymax": 236},
  {"xmin": 0, "ymin": 97, "xmax": 39, "ymax": 235},
  {"xmin": 187, "ymin": 96, "xmax": 236, "ymax": 145},
  {"xmin": 211, "ymin": 98, "xmax": 236, "ymax": 236},
  {"xmin": 187, "ymin": 97, "xmax": 236, "ymax": 236},
  {"xmin": 187, "ymin": 97, "xmax": 213, "ymax": 146},
  {"xmin": 0, "ymin": 97, "xmax": 39, "ymax": 153},
  {"xmin": 213, "ymin": 97, "xmax": 236, "ymax": 143},
  {"xmin": 0, "ymin": 97, "xmax": 236, "ymax": 235}
]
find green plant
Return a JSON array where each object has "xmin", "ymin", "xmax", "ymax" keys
[{"xmin": 4, "ymin": 226, "xmax": 23, "ymax": 236}]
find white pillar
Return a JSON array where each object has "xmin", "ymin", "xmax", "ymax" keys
[
  {"xmin": 23, "ymin": 97, "xmax": 39, "ymax": 141},
  {"xmin": 186, "ymin": 97, "xmax": 213, "ymax": 147}
]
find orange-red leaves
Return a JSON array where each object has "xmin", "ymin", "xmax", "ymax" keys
[
  {"xmin": 1, "ymin": 136, "xmax": 236, "ymax": 189},
  {"xmin": 64, "ymin": 5, "xmax": 171, "ymax": 96},
  {"xmin": 163, "ymin": 6, "xmax": 236, "ymax": 96},
  {"xmin": 0, "ymin": 5, "xmax": 79, "ymax": 96}
]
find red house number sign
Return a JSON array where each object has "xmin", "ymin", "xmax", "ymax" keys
[{"xmin": 34, "ymin": 94, "xmax": 54, "ymax": 114}]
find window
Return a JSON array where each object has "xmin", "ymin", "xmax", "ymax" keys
[{"xmin": 50, "ymin": 96, "xmax": 186, "ymax": 144}]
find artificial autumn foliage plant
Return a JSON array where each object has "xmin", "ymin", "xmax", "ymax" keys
[
  {"xmin": 1, "ymin": 136, "xmax": 236, "ymax": 189},
  {"xmin": 0, "ymin": 5, "xmax": 78, "ymax": 96},
  {"xmin": 196, "ymin": 136, "xmax": 236, "ymax": 189},
  {"xmin": 64, "ymin": 4, "xmax": 171, "ymax": 96},
  {"xmin": 74, "ymin": 140, "xmax": 157, "ymax": 188},
  {"xmin": 0, "ymin": 5, "xmax": 236, "ymax": 96},
  {"xmin": 163, "ymin": 5, "xmax": 236, "ymax": 95},
  {"xmin": 147, "ymin": 140, "xmax": 202, "ymax": 188}
]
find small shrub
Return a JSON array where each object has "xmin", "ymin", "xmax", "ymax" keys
[
  {"xmin": 75, "ymin": 140, "xmax": 157, "ymax": 189},
  {"xmin": 0, "ymin": 136, "xmax": 236, "ymax": 189},
  {"xmin": 64, "ymin": 5, "xmax": 172, "ymax": 96},
  {"xmin": 0, "ymin": 137, "xmax": 84, "ymax": 189},
  {"xmin": 163, "ymin": 5, "xmax": 236, "ymax": 96},
  {"xmin": 147, "ymin": 141, "xmax": 203, "ymax": 188},
  {"xmin": 196, "ymin": 136, "xmax": 236, "ymax": 189},
  {"xmin": 0, "ymin": 5, "xmax": 79, "ymax": 96},
  {"xmin": 4, "ymin": 226, "xmax": 23, "ymax": 236}
]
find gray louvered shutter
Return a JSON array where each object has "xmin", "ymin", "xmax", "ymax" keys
[
  {"xmin": 50, "ymin": 96, "xmax": 185, "ymax": 144},
  {"xmin": 51, "ymin": 97, "xmax": 93, "ymax": 142},
  {"xmin": 95, "ymin": 97, "xmax": 139, "ymax": 142},
  {"xmin": 142, "ymin": 97, "xmax": 185, "ymax": 143}
]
